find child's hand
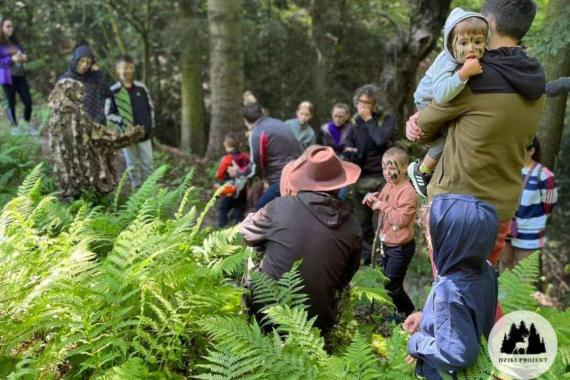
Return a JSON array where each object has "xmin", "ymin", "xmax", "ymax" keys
[
  {"xmin": 403, "ymin": 311, "xmax": 423, "ymax": 333},
  {"xmin": 405, "ymin": 355, "xmax": 416, "ymax": 366},
  {"xmin": 362, "ymin": 192, "xmax": 379, "ymax": 207},
  {"xmin": 226, "ymin": 160, "xmax": 240, "ymax": 178},
  {"xmin": 458, "ymin": 58, "xmax": 483, "ymax": 81},
  {"xmin": 371, "ymin": 200, "xmax": 382, "ymax": 210}
]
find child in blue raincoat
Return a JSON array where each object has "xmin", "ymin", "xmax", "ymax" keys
[{"xmin": 404, "ymin": 194, "xmax": 499, "ymax": 379}]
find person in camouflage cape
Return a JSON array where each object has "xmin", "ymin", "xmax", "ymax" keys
[{"xmin": 48, "ymin": 78, "xmax": 144, "ymax": 199}]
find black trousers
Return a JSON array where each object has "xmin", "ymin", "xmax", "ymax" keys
[
  {"xmin": 2, "ymin": 75, "xmax": 32, "ymax": 127},
  {"xmin": 382, "ymin": 239, "xmax": 416, "ymax": 316}
]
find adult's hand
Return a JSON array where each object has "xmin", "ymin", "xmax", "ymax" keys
[
  {"xmin": 405, "ymin": 112, "xmax": 422, "ymax": 141},
  {"xmin": 226, "ymin": 161, "xmax": 240, "ymax": 178},
  {"xmin": 403, "ymin": 311, "xmax": 423, "ymax": 333}
]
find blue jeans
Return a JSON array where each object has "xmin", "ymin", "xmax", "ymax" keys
[
  {"xmin": 255, "ymin": 182, "xmax": 280, "ymax": 210},
  {"xmin": 122, "ymin": 139, "xmax": 153, "ymax": 188}
]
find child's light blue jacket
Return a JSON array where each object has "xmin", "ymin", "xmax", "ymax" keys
[{"xmin": 414, "ymin": 8, "xmax": 488, "ymax": 109}]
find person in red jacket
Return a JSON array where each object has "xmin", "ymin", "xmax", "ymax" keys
[{"xmin": 215, "ymin": 134, "xmax": 250, "ymax": 227}]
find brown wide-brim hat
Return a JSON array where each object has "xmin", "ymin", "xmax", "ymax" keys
[{"xmin": 287, "ymin": 145, "xmax": 361, "ymax": 192}]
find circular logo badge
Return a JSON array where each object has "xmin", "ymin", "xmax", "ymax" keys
[{"xmin": 488, "ymin": 311, "xmax": 558, "ymax": 379}]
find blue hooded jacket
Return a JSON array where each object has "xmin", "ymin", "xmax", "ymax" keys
[{"xmin": 408, "ymin": 194, "xmax": 498, "ymax": 379}]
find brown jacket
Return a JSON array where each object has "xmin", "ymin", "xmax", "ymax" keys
[
  {"xmin": 240, "ymin": 191, "xmax": 362, "ymax": 332},
  {"xmin": 418, "ymin": 47, "xmax": 546, "ymax": 220}
]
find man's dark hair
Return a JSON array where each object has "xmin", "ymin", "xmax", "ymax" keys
[
  {"xmin": 352, "ymin": 84, "xmax": 382, "ymax": 112},
  {"xmin": 526, "ymin": 136, "xmax": 541, "ymax": 163},
  {"xmin": 115, "ymin": 54, "xmax": 135, "ymax": 65},
  {"xmin": 243, "ymin": 103, "xmax": 264, "ymax": 123},
  {"xmin": 481, "ymin": 0, "xmax": 537, "ymax": 42}
]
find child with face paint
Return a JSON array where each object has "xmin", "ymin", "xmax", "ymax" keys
[
  {"xmin": 362, "ymin": 147, "xmax": 418, "ymax": 318},
  {"xmin": 409, "ymin": 8, "xmax": 489, "ymax": 198}
]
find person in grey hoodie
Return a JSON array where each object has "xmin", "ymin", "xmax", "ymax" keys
[
  {"xmin": 408, "ymin": 8, "xmax": 489, "ymax": 198},
  {"xmin": 404, "ymin": 194, "xmax": 499, "ymax": 380}
]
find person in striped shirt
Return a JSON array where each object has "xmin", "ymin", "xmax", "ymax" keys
[{"xmin": 500, "ymin": 138, "xmax": 558, "ymax": 270}]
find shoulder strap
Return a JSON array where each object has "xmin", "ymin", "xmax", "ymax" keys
[{"xmin": 518, "ymin": 163, "xmax": 538, "ymax": 204}]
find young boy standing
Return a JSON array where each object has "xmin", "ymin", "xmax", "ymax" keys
[
  {"xmin": 363, "ymin": 147, "xmax": 418, "ymax": 317},
  {"xmin": 105, "ymin": 55, "xmax": 154, "ymax": 188},
  {"xmin": 285, "ymin": 101, "xmax": 316, "ymax": 150},
  {"xmin": 409, "ymin": 8, "xmax": 489, "ymax": 197},
  {"xmin": 215, "ymin": 134, "xmax": 250, "ymax": 227}
]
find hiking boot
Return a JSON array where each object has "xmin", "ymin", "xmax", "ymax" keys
[{"xmin": 407, "ymin": 160, "xmax": 430, "ymax": 198}]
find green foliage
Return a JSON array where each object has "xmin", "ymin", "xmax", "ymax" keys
[
  {"xmin": 0, "ymin": 167, "xmax": 244, "ymax": 378},
  {"xmin": 499, "ymin": 251, "xmax": 540, "ymax": 313},
  {"xmin": 350, "ymin": 266, "xmax": 393, "ymax": 306}
]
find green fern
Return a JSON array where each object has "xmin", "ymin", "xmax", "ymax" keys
[
  {"xmin": 341, "ymin": 331, "xmax": 382, "ymax": 379},
  {"xmin": 499, "ymin": 251, "xmax": 540, "ymax": 313}
]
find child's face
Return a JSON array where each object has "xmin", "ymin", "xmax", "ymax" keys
[
  {"xmin": 382, "ymin": 157, "xmax": 405, "ymax": 184},
  {"xmin": 331, "ymin": 107, "xmax": 350, "ymax": 127},
  {"xmin": 223, "ymin": 142, "xmax": 233, "ymax": 153},
  {"xmin": 76, "ymin": 57, "xmax": 92, "ymax": 75},
  {"xmin": 116, "ymin": 61, "xmax": 135, "ymax": 83},
  {"xmin": 297, "ymin": 107, "xmax": 313, "ymax": 125},
  {"xmin": 451, "ymin": 32, "xmax": 486, "ymax": 63}
]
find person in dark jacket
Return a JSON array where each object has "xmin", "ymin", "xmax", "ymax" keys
[
  {"xmin": 60, "ymin": 44, "xmax": 111, "ymax": 124},
  {"xmin": 0, "ymin": 18, "xmax": 35, "ymax": 135},
  {"xmin": 105, "ymin": 55, "xmax": 154, "ymax": 188},
  {"xmin": 406, "ymin": 0, "xmax": 545, "ymax": 266},
  {"xmin": 404, "ymin": 194, "xmax": 499, "ymax": 380},
  {"xmin": 240, "ymin": 145, "xmax": 362, "ymax": 333},
  {"xmin": 345, "ymin": 84, "xmax": 396, "ymax": 263},
  {"xmin": 236, "ymin": 103, "xmax": 302, "ymax": 210}
]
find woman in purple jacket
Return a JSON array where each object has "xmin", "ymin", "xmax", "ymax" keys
[{"xmin": 0, "ymin": 18, "xmax": 34, "ymax": 135}]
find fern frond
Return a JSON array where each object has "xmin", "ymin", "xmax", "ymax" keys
[
  {"xmin": 499, "ymin": 251, "xmax": 540, "ymax": 313},
  {"xmin": 16, "ymin": 163, "xmax": 43, "ymax": 197}
]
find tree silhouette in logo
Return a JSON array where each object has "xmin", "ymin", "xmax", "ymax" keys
[{"xmin": 500, "ymin": 320, "xmax": 546, "ymax": 354}]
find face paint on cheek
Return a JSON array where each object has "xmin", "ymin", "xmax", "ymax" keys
[{"xmin": 452, "ymin": 36, "xmax": 466, "ymax": 63}]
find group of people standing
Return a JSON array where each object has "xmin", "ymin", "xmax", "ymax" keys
[
  {"xmin": 219, "ymin": 1, "xmax": 560, "ymax": 379},
  {"xmin": 0, "ymin": 2, "xmax": 564, "ymax": 378}
]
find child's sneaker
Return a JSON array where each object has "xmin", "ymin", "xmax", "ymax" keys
[{"xmin": 407, "ymin": 160, "xmax": 430, "ymax": 198}]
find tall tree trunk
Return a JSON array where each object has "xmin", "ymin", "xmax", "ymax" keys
[
  {"xmin": 310, "ymin": 0, "xmax": 329, "ymax": 125},
  {"xmin": 537, "ymin": 0, "xmax": 570, "ymax": 169},
  {"xmin": 180, "ymin": 0, "xmax": 206, "ymax": 154},
  {"xmin": 377, "ymin": 0, "xmax": 451, "ymax": 120},
  {"xmin": 205, "ymin": 0, "xmax": 244, "ymax": 159}
]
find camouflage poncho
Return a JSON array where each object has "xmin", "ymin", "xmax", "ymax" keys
[{"xmin": 48, "ymin": 78, "xmax": 144, "ymax": 198}]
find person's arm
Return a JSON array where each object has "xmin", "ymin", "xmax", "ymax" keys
[
  {"xmin": 367, "ymin": 114, "xmax": 396, "ymax": 147},
  {"xmin": 416, "ymin": 90, "xmax": 470, "ymax": 144},
  {"xmin": 540, "ymin": 170, "xmax": 558, "ymax": 215},
  {"xmin": 139, "ymin": 82, "xmax": 155, "ymax": 130},
  {"xmin": 244, "ymin": 127, "xmax": 266, "ymax": 179},
  {"xmin": 545, "ymin": 77, "xmax": 570, "ymax": 97},
  {"xmin": 377, "ymin": 187, "xmax": 417, "ymax": 227},
  {"xmin": 239, "ymin": 203, "xmax": 274, "ymax": 247},
  {"xmin": 215, "ymin": 155, "xmax": 232, "ymax": 182},
  {"xmin": 340, "ymin": 234, "xmax": 362, "ymax": 288},
  {"xmin": 104, "ymin": 93, "xmax": 126, "ymax": 130},
  {"xmin": 90, "ymin": 115, "xmax": 144, "ymax": 149},
  {"xmin": 0, "ymin": 48, "xmax": 14, "ymax": 67},
  {"xmin": 408, "ymin": 288, "xmax": 480, "ymax": 372}
]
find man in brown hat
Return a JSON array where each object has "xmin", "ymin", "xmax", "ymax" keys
[{"xmin": 240, "ymin": 145, "xmax": 363, "ymax": 333}]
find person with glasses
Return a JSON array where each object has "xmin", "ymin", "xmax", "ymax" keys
[{"xmin": 344, "ymin": 84, "xmax": 396, "ymax": 264}]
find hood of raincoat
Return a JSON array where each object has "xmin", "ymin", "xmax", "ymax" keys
[
  {"xmin": 429, "ymin": 194, "xmax": 499, "ymax": 275},
  {"xmin": 443, "ymin": 7, "xmax": 489, "ymax": 64}
]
